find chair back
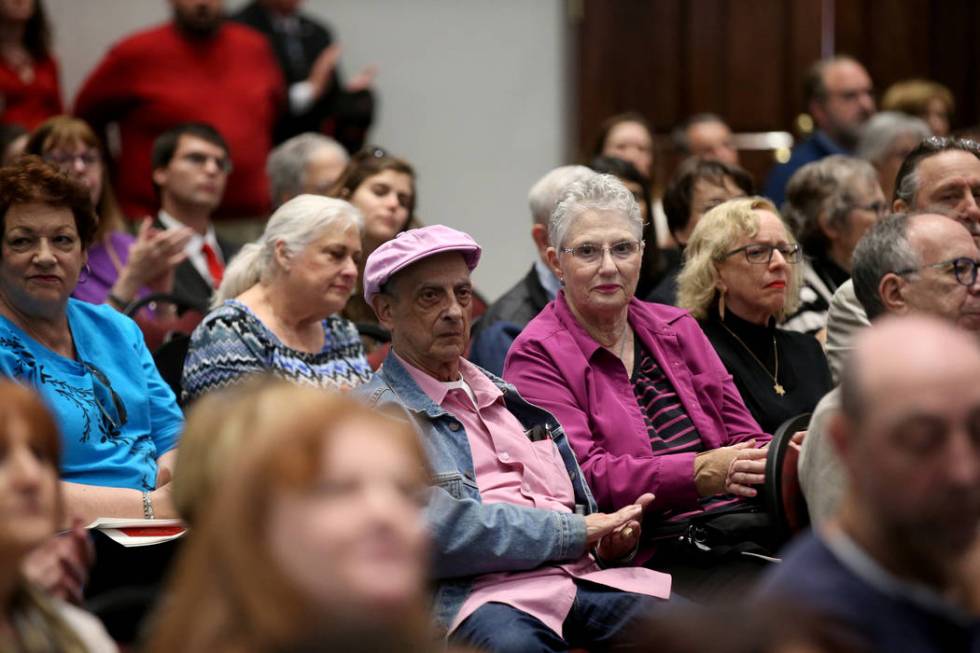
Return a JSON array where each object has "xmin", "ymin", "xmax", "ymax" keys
[{"xmin": 764, "ymin": 412, "xmax": 812, "ymax": 543}]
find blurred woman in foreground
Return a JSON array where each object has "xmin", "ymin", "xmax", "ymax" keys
[
  {"xmin": 149, "ymin": 382, "xmax": 435, "ymax": 653},
  {"xmin": 0, "ymin": 380, "xmax": 115, "ymax": 652}
]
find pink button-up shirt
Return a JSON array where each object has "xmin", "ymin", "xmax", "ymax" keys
[{"xmin": 395, "ymin": 353, "xmax": 671, "ymax": 638}]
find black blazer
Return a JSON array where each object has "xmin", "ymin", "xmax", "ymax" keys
[
  {"xmin": 232, "ymin": 1, "xmax": 374, "ymax": 150},
  {"xmin": 153, "ymin": 217, "xmax": 241, "ymax": 312}
]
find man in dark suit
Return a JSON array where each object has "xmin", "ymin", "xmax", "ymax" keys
[
  {"xmin": 151, "ymin": 123, "xmax": 240, "ymax": 311},
  {"xmin": 233, "ymin": 0, "xmax": 376, "ymax": 152}
]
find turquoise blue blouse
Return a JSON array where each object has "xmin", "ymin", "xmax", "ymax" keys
[{"xmin": 0, "ymin": 299, "xmax": 183, "ymax": 490}]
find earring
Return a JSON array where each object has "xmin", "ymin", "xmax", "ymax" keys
[
  {"xmin": 718, "ymin": 289, "xmax": 726, "ymax": 320},
  {"xmin": 79, "ymin": 263, "xmax": 91, "ymax": 285}
]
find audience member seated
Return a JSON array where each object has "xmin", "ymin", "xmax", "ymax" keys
[
  {"xmin": 855, "ymin": 111, "xmax": 930, "ymax": 202},
  {"xmin": 148, "ymin": 382, "xmax": 436, "ymax": 653},
  {"xmin": 0, "ymin": 381, "xmax": 116, "ymax": 652},
  {"xmin": 267, "ymin": 132, "xmax": 349, "ymax": 208},
  {"xmin": 234, "ymin": 0, "xmax": 376, "ymax": 152},
  {"xmin": 330, "ymin": 148, "xmax": 416, "ymax": 330},
  {"xmin": 358, "ymin": 224, "xmax": 672, "ymax": 651},
  {"xmin": 764, "ymin": 56, "xmax": 875, "ymax": 206},
  {"xmin": 74, "ymin": 0, "xmax": 284, "ymax": 220},
  {"xmin": 590, "ymin": 155, "xmax": 665, "ymax": 297},
  {"xmin": 882, "ymin": 78, "xmax": 955, "ymax": 137},
  {"xmin": 648, "ymin": 158, "xmax": 753, "ymax": 305},
  {"xmin": 469, "ymin": 165, "xmax": 593, "ymax": 375},
  {"xmin": 799, "ymin": 212, "xmax": 980, "ymax": 526},
  {"xmin": 504, "ymin": 175, "xmax": 774, "ymax": 600},
  {"xmin": 182, "ymin": 195, "xmax": 371, "ymax": 403},
  {"xmin": 329, "ymin": 147, "xmax": 483, "ymax": 366},
  {"xmin": 0, "ymin": 158, "xmax": 183, "ymax": 522},
  {"xmin": 25, "ymin": 116, "xmax": 192, "ymax": 313},
  {"xmin": 0, "ymin": 0, "xmax": 61, "ymax": 130},
  {"xmin": 760, "ymin": 315, "xmax": 980, "ymax": 653},
  {"xmin": 591, "ymin": 111, "xmax": 654, "ymax": 179},
  {"xmin": 780, "ymin": 156, "xmax": 886, "ymax": 335},
  {"xmin": 894, "ymin": 137, "xmax": 980, "ymax": 242},
  {"xmin": 672, "ymin": 113, "xmax": 740, "ymax": 167},
  {"xmin": 151, "ymin": 123, "xmax": 240, "ymax": 311},
  {"xmin": 677, "ymin": 197, "xmax": 832, "ymax": 434}
]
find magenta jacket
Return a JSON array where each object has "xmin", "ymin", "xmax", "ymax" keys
[{"xmin": 503, "ymin": 292, "xmax": 769, "ymax": 515}]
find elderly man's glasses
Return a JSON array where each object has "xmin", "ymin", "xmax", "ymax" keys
[
  {"xmin": 723, "ymin": 243, "xmax": 801, "ymax": 264},
  {"xmin": 180, "ymin": 152, "xmax": 233, "ymax": 173},
  {"xmin": 896, "ymin": 257, "xmax": 980, "ymax": 287},
  {"xmin": 44, "ymin": 150, "xmax": 101, "ymax": 168},
  {"xmin": 559, "ymin": 240, "xmax": 643, "ymax": 264}
]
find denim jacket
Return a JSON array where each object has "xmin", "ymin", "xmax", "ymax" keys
[{"xmin": 357, "ymin": 352, "xmax": 598, "ymax": 629}]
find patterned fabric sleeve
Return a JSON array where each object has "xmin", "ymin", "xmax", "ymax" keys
[{"xmin": 181, "ymin": 307, "xmax": 268, "ymax": 404}]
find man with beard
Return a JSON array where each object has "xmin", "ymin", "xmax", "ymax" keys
[
  {"xmin": 75, "ymin": 0, "xmax": 284, "ymax": 224},
  {"xmin": 759, "ymin": 315, "xmax": 980, "ymax": 652},
  {"xmin": 764, "ymin": 56, "xmax": 875, "ymax": 206}
]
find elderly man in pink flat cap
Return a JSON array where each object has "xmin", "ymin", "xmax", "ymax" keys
[{"xmin": 356, "ymin": 224, "xmax": 673, "ymax": 652}]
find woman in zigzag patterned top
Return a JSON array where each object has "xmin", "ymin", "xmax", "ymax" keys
[{"xmin": 182, "ymin": 195, "xmax": 372, "ymax": 404}]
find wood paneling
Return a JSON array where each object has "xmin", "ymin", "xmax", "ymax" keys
[{"xmin": 575, "ymin": 0, "xmax": 980, "ymax": 185}]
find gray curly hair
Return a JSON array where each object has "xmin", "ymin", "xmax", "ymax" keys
[{"xmin": 549, "ymin": 173, "xmax": 643, "ymax": 248}]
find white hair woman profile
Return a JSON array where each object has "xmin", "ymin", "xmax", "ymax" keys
[
  {"xmin": 676, "ymin": 197, "xmax": 831, "ymax": 433},
  {"xmin": 182, "ymin": 195, "xmax": 372, "ymax": 403}
]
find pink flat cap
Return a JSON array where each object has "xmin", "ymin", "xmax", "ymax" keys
[{"xmin": 363, "ymin": 225, "xmax": 482, "ymax": 305}]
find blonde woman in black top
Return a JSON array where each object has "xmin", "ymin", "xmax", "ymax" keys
[{"xmin": 677, "ymin": 197, "xmax": 832, "ymax": 433}]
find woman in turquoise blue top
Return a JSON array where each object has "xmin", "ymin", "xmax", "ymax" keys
[
  {"xmin": 0, "ymin": 157, "xmax": 183, "ymax": 522},
  {"xmin": 182, "ymin": 194, "xmax": 372, "ymax": 403}
]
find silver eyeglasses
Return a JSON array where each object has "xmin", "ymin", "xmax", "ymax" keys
[{"xmin": 559, "ymin": 240, "xmax": 643, "ymax": 264}]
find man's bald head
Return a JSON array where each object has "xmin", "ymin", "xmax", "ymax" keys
[{"xmin": 835, "ymin": 315, "xmax": 980, "ymax": 585}]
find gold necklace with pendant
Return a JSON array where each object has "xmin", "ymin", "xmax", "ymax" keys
[{"xmin": 718, "ymin": 320, "xmax": 785, "ymax": 396}]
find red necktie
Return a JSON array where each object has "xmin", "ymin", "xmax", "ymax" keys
[{"xmin": 201, "ymin": 242, "xmax": 224, "ymax": 288}]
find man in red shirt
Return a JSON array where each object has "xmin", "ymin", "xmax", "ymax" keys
[{"xmin": 74, "ymin": 0, "xmax": 284, "ymax": 222}]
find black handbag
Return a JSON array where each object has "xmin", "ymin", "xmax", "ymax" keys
[{"xmin": 648, "ymin": 503, "xmax": 779, "ymax": 565}]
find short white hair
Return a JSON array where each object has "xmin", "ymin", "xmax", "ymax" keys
[
  {"xmin": 549, "ymin": 173, "xmax": 642, "ymax": 248},
  {"xmin": 528, "ymin": 165, "xmax": 594, "ymax": 225},
  {"xmin": 215, "ymin": 195, "xmax": 363, "ymax": 306},
  {"xmin": 267, "ymin": 133, "xmax": 348, "ymax": 207}
]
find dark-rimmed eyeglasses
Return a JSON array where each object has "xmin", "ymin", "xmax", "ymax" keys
[
  {"xmin": 559, "ymin": 239, "xmax": 643, "ymax": 264},
  {"xmin": 180, "ymin": 151, "xmax": 233, "ymax": 173},
  {"xmin": 723, "ymin": 243, "xmax": 801, "ymax": 264},
  {"xmin": 895, "ymin": 257, "xmax": 980, "ymax": 287}
]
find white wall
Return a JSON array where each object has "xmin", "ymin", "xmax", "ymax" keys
[{"xmin": 46, "ymin": 0, "xmax": 570, "ymax": 301}]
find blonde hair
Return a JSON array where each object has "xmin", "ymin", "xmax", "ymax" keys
[
  {"xmin": 677, "ymin": 197, "xmax": 803, "ymax": 320},
  {"xmin": 882, "ymin": 79, "xmax": 955, "ymax": 118}
]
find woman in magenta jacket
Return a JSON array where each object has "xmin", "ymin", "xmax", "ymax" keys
[{"xmin": 504, "ymin": 174, "xmax": 772, "ymax": 595}]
